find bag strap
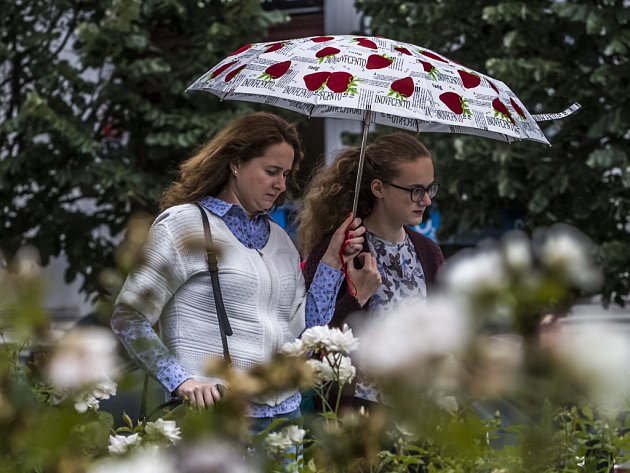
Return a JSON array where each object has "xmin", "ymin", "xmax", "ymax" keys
[
  {"xmin": 194, "ymin": 201, "xmax": 233, "ymax": 362},
  {"xmin": 138, "ymin": 202, "xmax": 233, "ymax": 423}
]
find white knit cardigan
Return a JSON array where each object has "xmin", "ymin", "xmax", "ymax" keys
[{"xmin": 116, "ymin": 203, "xmax": 306, "ymax": 406}]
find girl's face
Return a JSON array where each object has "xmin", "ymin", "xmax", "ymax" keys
[
  {"xmin": 230, "ymin": 141, "xmax": 294, "ymax": 217},
  {"xmin": 375, "ymin": 157, "xmax": 435, "ymax": 227}
]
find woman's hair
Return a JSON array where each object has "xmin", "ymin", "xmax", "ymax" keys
[
  {"xmin": 297, "ymin": 132, "xmax": 431, "ymax": 256},
  {"xmin": 160, "ymin": 112, "xmax": 303, "ymax": 211}
]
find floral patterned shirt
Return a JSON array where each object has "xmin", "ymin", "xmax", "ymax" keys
[
  {"xmin": 112, "ymin": 196, "xmax": 343, "ymax": 418},
  {"xmin": 355, "ymin": 230, "xmax": 426, "ymax": 403}
]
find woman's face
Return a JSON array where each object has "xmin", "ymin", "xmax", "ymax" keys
[
  {"xmin": 375, "ymin": 157, "xmax": 435, "ymax": 227},
  {"xmin": 230, "ymin": 141, "xmax": 294, "ymax": 217}
]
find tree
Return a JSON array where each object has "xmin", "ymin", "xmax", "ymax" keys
[
  {"xmin": 354, "ymin": 0, "xmax": 630, "ymax": 306},
  {"xmin": 0, "ymin": 0, "xmax": 283, "ymax": 300}
]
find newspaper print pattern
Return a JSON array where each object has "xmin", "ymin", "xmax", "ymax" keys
[{"xmin": 187, "ymin": 35, "xmax": 551, "ymax": 145}]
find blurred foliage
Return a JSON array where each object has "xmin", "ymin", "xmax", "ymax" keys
[
  {"xmin": 354, "ymin": 0, "xmax": 630, "ymax": 306},
  {"xmin": 0, "ymin": 0, "xmax": 285, "ymax": 300},
  {"xmin": 1, "ymin": 224, "xmax": 630, "ymax": 472}
]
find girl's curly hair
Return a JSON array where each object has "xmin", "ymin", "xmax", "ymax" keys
[{"xmin": 296, "ymin": 132, "xmax": 431, "ymax": 256}]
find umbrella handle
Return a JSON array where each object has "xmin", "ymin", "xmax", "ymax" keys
[{"xmin": 339, "ymin": 240, "xmax": 358, "ymax": 299}]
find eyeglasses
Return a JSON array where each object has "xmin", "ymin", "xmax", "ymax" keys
[{"xmin": 385, "ymin": 181, "xmax": 439, "ymax": 202}]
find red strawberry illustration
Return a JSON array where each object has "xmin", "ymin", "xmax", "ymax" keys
[
  {"xmin": 264, "ymin": 42, "xmax": 285, "ymax": 53},
  {"xmin": 312, "ymin": 36, "xmax": 334, "ymax": 43},
  {"xmin": 419, "ymin": 60, "xmax": 438, "ymax": 80},
  {"xmin": 488, "ymin": 80, "xmax": 500, "ymax": 95},
  {"xmin": 303, "ymin": 71, "xmax": 332, "ymax": 91},
  {"xmin": 388, "ymin": 77, "xmax": 414, "ymax": 100},
  {"xmin": 326, "ymin": 71, "xmax": 359, "ymax": 94},
  {"xmin": 509, "ymin": 98, "xmax": 526, "ymax": 120},
  {"xmin": 439, "ymin": 92, "xmax": 471, "ymax": 116},
  {"xmin": 228, "ymin": 43, "xmax": 251, "ymax": 56},
  {"xmin": 354, "ymin": 37, "xmax": 378, "ymax": 49},
  {"xmin": 208, "ymin": 60, "xmax": 238, "ymax": 80},
  {"xmin": 224, "ymin": 64, "xmax": 246, "ymax": 82},
  {"xmin": 394, "ymin": 46, "xmax": 412, "ymax": 55},
  {"xmin": 258, "ymin": 60, "xmax": 291, "ymax": 81},
  {"xmin": 458, "ymin": 70, "xmax": 481, "ymax": 89},
  {"xmin": 492, "ymin": 98, "xmax": 516, "ymax": 125},
  {"xmin": 420, "ymin": 50, "xmax": 449, "ymax": 63},
  {"xmin": 315, "ymin": 46, "xmax": 341, "ymax": 63},
  {"xmin": 366, "ymin": 54, "xmax": 393, "ymax": 70}
]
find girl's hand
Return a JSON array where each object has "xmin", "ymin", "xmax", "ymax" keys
[
  {"xmin": 321, "ymin": 214, "xmax": 365, "ymax": 269},
  {"xmin": 347, "ymin": 252, "xmax": 382, "ymax": 306},
  {"xmin": 175, "ymin": 379, "xmax": 222, "ymax": 408}
]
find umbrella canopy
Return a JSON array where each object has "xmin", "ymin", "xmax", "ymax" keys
[
  {"xmin": 187, "ymin": 35, "xmax": 579, "ymax": 215},
  {"xmin": 187, "ymin": 34, "xmax": 561, "ymax": 145}
]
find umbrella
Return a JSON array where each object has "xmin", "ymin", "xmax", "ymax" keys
[{"xmin": 187, "ymin": 34, "xmax": 579, "ymax": 216}]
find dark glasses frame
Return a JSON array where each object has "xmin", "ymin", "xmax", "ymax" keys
[{"xmin": 385, "ymin": 181, "xmax": 439, "ymax": 202}]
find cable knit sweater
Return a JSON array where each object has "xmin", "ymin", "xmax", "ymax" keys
[{"xmin": 116, "ymin": 203, "xmax": 306, "ymax": 406}]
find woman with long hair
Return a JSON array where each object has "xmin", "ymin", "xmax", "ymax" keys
[
  {"xmin": 111, "ymin": 112, "xmax": 369, "ymax": 429},
  {"xmin": 298, "ymin": 132, "xmax": 445, "ymax": 407}
]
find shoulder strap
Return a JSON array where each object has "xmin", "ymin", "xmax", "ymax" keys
[{"xmin": 194, "ymin": 202, "xmax": 233, "ymax": 361}]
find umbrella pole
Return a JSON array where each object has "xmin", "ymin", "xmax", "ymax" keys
[{"xmin": 351, "ymin": 110, "xmax": 373, "ymax": 217}]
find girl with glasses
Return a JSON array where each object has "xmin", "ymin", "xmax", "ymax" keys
[{"xmin": 297, "ymin": 132, "xmax": 445, "ymax": 411}]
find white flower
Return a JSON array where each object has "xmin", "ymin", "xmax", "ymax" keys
[
  {"xmin": 322, "ymin": 327, "xmax": 359, "ymax": 354},
  {"xmin": 108, "ymin": 433, "xmax": 142, "ymax": 455},
  {"xmin": 300, "ymin": 325, "xmax": 331, "ymax": 349},
  {"xmin": 280, "ymin": 339, "xmax": 307, "ymax": 357},
  {"xmin": 265, "ymin": 432, "xmax": 293, "ymax": 454},
  {"xmin": 307, "ymin": 354, "xmax": 356, "ymax": 384},
  {"xmin": 88, "ymin": 447, "xmax": 175, "ymax": 473},
  {"xmin": 300, "ymin": 325, "xmax": 360, "ymax": 354},
  {"xmin": 440, "ymin": 248, "xmax": 507, "ymax": 295},
  {"xmin": 358, "ymin": 295, "xmax": 469, "ymax": 376},
  {"xmin": 536, "ymin": 224, "xmax": 602, "ymax": 290},
  {"xmin": 93, "ymin": 377, "xmax": 117, "ymax": 398},
  {"xmin": 502, "ymin": 232, "xmax": 533, "ymax": 273},
  {"xmin": 284, "ymin": 425, "xmax": 305, "ymax": 444},
  {"xmin": 555, "ymin": 317, "xmax": 630, "ymax": 413},
  {"xmin": 72, "ymin": 376, "xmax": 117, "ymax": 413},
  {"xmin": 265, "ymin": 425, "xmax": 306, "ymax": 455},
  {"xmin": 74, "ymin": 393, "xmax": 99, "ymax": 413},
  {"xmin": 144, "ymin": 418, "xmax": 181, "ymax": 445},
  {"xmin": 307, "ymin": 359, "xmax": 333, "ymax": 383},
  {"xmin": 46, "ymin": 327, "xmax": 121, "ymax": 391}
]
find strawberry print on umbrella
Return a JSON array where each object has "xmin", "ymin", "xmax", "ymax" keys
[
  {"xmin": 189, "ymin": 34, "xmax": 580, "ymax": 150},
  {"xmin": 326, "ymin": 72, "xmax": 359, "ymax": 94},
  {"xmin": 439, "ymin": 92, "xmax": 471, "ymax": 117},
  {"xmin": 366, "ymin": 54, "xmax": 394, "ymax": 70},
  {"xmin": 458, "ymin": 70, "xmax": 481, "ymax": 89},
  {"xmin": 315, "ymin": 47, "xmax": 341, "ymax": 63},
  {"xmin": 258, "ymin": 60, "xmax": 292, "ymax": 81},
  {"xmin": 388, "ymin": 77, "xmax": 414, "ymax": 101}
]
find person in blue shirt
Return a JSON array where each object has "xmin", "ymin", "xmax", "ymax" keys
[{"xmin": 111, "ymin": 112, "xmax": 379, "ymax": 429}]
